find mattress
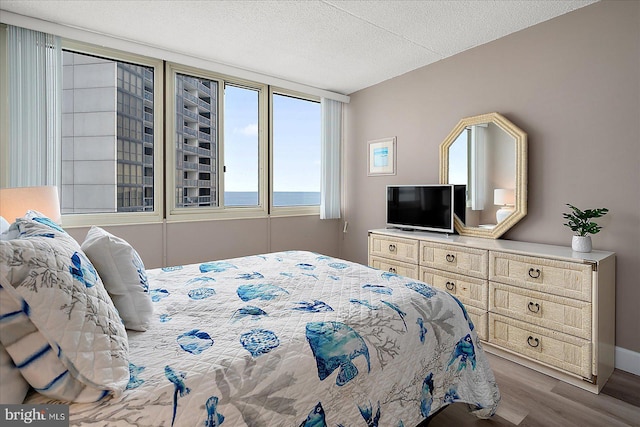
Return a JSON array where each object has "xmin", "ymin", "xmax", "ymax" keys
[{"xmin": 26, "ymin": 250, "xmax": 500, "ymax": 426}]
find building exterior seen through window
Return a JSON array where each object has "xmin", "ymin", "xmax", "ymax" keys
[
  {"xmin": 60, "ymin": 49, "xmax": 321, "ymax": 217},
  {"xmin": 174, "ymin": 73, "xmax": 217, "ymax": 208},
  {"xmin": 61, "ymin": 50, "xmax": 154, "ymax": 214}
]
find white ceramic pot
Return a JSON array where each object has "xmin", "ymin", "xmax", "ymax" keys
[{"xmin": 572, "ymin": 235, "xmax": 592, "ymax": 253}]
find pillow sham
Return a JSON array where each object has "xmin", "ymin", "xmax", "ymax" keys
[
  {"xmin": 0, "ymin": 216, "xmax": 9, "ymax": 233},
  {"xmin": 81, "ymin": 226, "xmax": 153, "ymax": 331},
  {"xmin": 0, "ymin": 216, "xmax": 129, "ymax": 402},
  {"xmin": 0, "ymin": 342, "xmax": 30, "ymax": 404},
  {"xmin": 0, "ymin": 216, "xmax": 18, "ymax": 241}
]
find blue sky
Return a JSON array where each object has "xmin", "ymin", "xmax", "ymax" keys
[{"xmin": 224, "ymin": 86, "xmax": 321, "ymax": 192}]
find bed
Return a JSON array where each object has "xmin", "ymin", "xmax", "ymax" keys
[{"xmin": 1, "ymin": 214, "xmax": 499, "ymax": 426}]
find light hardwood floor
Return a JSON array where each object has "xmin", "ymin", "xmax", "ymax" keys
[{"xmin": 426, "ymin": 353, "xmax": 640, "ymax": 427}]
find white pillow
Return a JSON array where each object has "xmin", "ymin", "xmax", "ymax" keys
[
  {"xmin": 81, "ymin": 226, "xmax": 153, "ymax": 331},
  {"xmin": 0, "ymin": 216, "xmax": 18, "ymax": 241},
  {"xmin": 0, "ymin": 216, "xmax": 129, "ymax": 402},
  {"xmin": 0, "ymin": 216, "xmax": 9, "ymax": 233},
  {"xmin": 0, "ymin": 342, "xmax": 30, "ymax": 404}
]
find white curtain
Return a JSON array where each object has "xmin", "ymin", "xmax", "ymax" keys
[
  {"xmin": 7, "ymin": 26, "xmax": 62, "ymax": 187},
  {"xmin": 320, "ymin": 98, "xmax": 342, "ymax": 219}
]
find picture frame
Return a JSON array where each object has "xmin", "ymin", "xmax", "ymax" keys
[{"xmin": 367, "ymin": 137, "xmax": 396, "ymax": 176}]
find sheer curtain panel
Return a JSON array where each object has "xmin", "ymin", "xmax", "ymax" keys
[
  {"xmin": 320, "ymin": 98, "xmax": 342, "ymax": 219},
  {"xmin": 7, "ymin": 26, "xmax": 62, "ymax": 187}
]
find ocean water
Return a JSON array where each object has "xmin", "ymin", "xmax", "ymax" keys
[{"xmin": 224, "ymin": 191, "xmax": 320, "ymax": 207}]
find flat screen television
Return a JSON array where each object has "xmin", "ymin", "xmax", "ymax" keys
[{"xmin": 387, "ymin": 184, "xmax": 455, "ymax": 233}]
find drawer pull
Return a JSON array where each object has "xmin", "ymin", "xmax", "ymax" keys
[
  {"xmin": 528, "ymin": 268, "xmax": 541, "ymax": 279},
  {"xmin": 389, "ymin": 244, "xmax": 396, "ymax": 252},
  {"xmin": 445, "ymin": 254, "xmax": 456, "ymax": 263},
  {"xmin": 527, "ymin": 302, "xmax": 540, "ymax": 313},
  {"xmin": 388, "ymin": 267, "xmax": 397, "ymax": 273},
  {"xmin": 445, "ymin": 281, "xmax": 455, "ymax": 291},
  {"xmin": 527, "ymin": 336, "xmax": 540, "ymax": 348}
]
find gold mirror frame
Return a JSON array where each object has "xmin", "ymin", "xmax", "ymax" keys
[{"xmin": 439, "ymin": 112, "xmax": 527, "ymax": 239}]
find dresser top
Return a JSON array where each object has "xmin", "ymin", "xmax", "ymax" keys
[{"xmin": 369, "ymin": 228, "xmax": 615, "ymax": 264}]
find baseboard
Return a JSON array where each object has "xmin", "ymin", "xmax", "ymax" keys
[{"xmin": 615, "ymin": 346, "xmax": 640, "ymax": 376}]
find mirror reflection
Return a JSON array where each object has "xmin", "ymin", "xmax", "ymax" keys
[
  {"xmin": 439, "ymin": 112, "xmax": 527, "ymax": 239},
  {"xmin": 448, "ymin": 122, "xmax": 516, "ymax": 228}
]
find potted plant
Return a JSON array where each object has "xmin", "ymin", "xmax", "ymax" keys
[{"xmin": 562, "ymin": 204, "xmax": 609, "ymax": 252}]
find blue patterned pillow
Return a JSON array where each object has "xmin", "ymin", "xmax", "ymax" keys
[
  {"xmin": 0, "ymin": 342, "xmax": 29, "ymax": 404},
  {"xmin": 0, "ymin": 217, "xmax": 129, "ymax": 402}
]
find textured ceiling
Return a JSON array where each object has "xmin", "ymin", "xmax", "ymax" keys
[{"xmin": 0, "ymin": 0, "xmax": 598, "ymax": 94}]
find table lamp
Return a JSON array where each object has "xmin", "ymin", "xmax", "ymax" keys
[
  {"xmin": 0, "ymin": 186, "xmax": 62, "ymax": 224},
  {"xmin": 494, "ymin": 188, "xmax": 514, "ymax": 223}
]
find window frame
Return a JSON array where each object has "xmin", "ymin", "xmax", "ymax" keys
[
  {"xmin": 1, "ymin": 31, "xmax": 327, "ymax": 225},
  {"xmin": 165, "ymin": 62, "xmax": 268, "ymax": 222},
  {"xmin": 58, "ymin": 39, "xmax": 165, "ymax": 227},
  {"xmin": 269, "ymin": 87, "xmax": 321, "ymax": 217}
]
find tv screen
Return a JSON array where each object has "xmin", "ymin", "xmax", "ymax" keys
[{"xmin": 387, "ymin": 185, "xmax": 455, "ymax": 233}]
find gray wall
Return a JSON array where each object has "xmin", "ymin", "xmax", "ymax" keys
[
  {"xmin": 67, "ymin": 216, "xmax": 341, "ymax": 269},
  {"xmin": 341, "ymin": 1, "xmax": 640, "ymax": 353}
]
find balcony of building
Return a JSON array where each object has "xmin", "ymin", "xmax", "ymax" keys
[
  {"xmin": 183, "ymin": 161, "xmax": 199, "ymax": 170},
  {"xmin": 198, "ymin": 131, "xmax": 212, "ymax": 142},
  {"xmin": 198, "ymin": 80, "xmax": 212, "ymax": 94},
  {"xmin": 183, "ymin": 126, "xmax": 198, "ymax": 138},
  {"xmin": 198, "ymin": 97, "xmax": 210, "ymax": 110},
  {"xmin": 197, "ymin": 196, "xmax": 212, "ymax": 205},
  {"xmin": 182, "ymin": 91, "xmax": 198, "ymax": 106},
  {"xmin": 198, "ymin": 114, "xmax": 211, "ymax": 127},
  {"xmin": 182, "ymin": 76, "xmax": 199, "ymax": 90},
  {"xmin": 183, "ymin": 108, "xmax": 198, "ymax": 122},
  {"xmin": 182, "ymin": 143, "xmax": 199, "ymax": 155}
]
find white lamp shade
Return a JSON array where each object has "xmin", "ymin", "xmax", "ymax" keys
[
  {"xmin": 494, "ymin": 188, "xmax": 515, "ymax": 206},
  {"xmin": 0, "ymin": 186, "xmax": 61, "ymax": 224}
]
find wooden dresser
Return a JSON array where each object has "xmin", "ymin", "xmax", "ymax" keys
[{"xmin": 368, "ymin": 228, "xmax": 616, "ymax": 393}]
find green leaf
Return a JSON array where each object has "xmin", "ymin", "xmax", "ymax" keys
[{"xmin": 562, "ymin": 204, "xmax": 608, "ymax": 236}]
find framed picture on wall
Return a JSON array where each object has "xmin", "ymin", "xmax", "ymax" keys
[{"xmin": 367, "ymin": 137, "xmax": 396, "ymax": 176}]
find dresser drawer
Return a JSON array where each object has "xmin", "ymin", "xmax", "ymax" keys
[
  {"xmin": 420, "ymin": 267, "xmax": 488, "ymax": 310},
  {"xmin": 489, "ymin": 252, "xmax": 593, "ymax": 302},
  {"xmin": 369, "ymin": 234, "xmax": 420, "ymax": 264},
  {"xmin": 489, "ymin": 282, "xmax": 591, "ymax": 340},
  {"xmin": 466, "ymin": 305, "xmax": 488, "ymax": 341},
  {"xmin": 369, "ymin": 256, "xmax": 419, "ymax": 279},
  {"xmin": 420, "ymin": 241, "xmax": 488, "ymax": 279},
  {"xmin": 488, "ymin": 314, "xmax": 592, "ymax": 379}
]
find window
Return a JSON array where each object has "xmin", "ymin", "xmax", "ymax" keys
[
  {"xmin": 173, "ymin": 72, "xmax": 219, "ymax": 208},
  {"xmin": 2, "ymin": 30, "xmax": 329, "ymax": 225},
  {"xmin": 272, "ymin": 92, "xmax": 321, "ymax": 208},
  {"xmin": 224, "ymin": 84, "xmax": 260, "ymax": 207},
  {"xmin": 57, "ymin": 42, "xmax": 163, "ymax": 225},
  {"xmin": 62, "ymin": 51, "xmax": 152, "ymax": 213},
  {"xmin": 166, "ymin": 63, "xmax": 267, "ymax": 220}
]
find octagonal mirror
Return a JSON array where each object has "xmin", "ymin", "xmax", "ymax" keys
[{"xmin": 440, "ymin": 112, "xmax": 527, "ymax": 239}]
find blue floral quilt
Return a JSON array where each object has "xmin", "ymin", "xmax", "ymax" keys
[{"xmin": 27, "ymin": 250, "xmax": 500, "ymax": 426}]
